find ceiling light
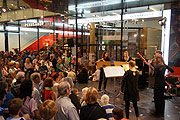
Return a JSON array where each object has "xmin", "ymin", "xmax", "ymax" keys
[
  {"xmin": 141, "ymin": 34, "xmax": 144, "ymax": 37},
  {"xmin": 2, "ymin": 8, "xmax": 6, "ymax": 12},
  {"xmin": 41, "ymin": 16, "xmax": 44, "ymax": 18},
  {"xmin": 11, "ymin": 4, "xmax": 14, "ymax": 6},
  {"xmin": 134, "ymin": 34, "xmax": 137, "ymax": 37}
]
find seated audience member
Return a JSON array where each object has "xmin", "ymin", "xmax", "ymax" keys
[
  {"xmin": 91, "ymin": 68, "xmax": 100, "ymax": 82},
  {"xmin": 80, "ymin": 87, "xmax": 88, "ymax": 107},
  {"xmin": 20, "ymin": 80, "xmax": 40, "ymax": 120},
  {"xmin": 39, "ymin": 100, "xmax": 58, "ymax": 120},
  {"xmin": 77, "ymin": 66, "xmax": 88, "ymax": 83},
  {"xmin": 43, "ymin": 77, "xmax": 57, "ymax": 101},
  {"xmin": 101, "ymin": 94, "xmax": 115, "ymax": 120},
  {"xmin": 0, "ymin": 90, "xmax": 6, "ymax": 120},
  {"xmin": 112, "ymin": 107, "xmax": 128, "ymax": 120},
  {"xmin": 7, "ymin": 98, "xmax": 30, "ymax": 120},
  {"xmin": 44, "ymin": 58, "xmax": 53, "ymax": 75},
  {"xmin": 39, "ymin": 60, "xmax": 48, "ymax": 74},
  {"xmin": 0, "ymin": 81, "xmax": 14, "ymax": 108},
  {"xmin": 80, "ymin": 87, "xmax": 107, "ymax": 120},
  {"xmin": 31, "ymin": 72, "xmax": 43, "ymax": 94},
  {"xmin": 9, "ymin": 61, "xmax": 17, "ymax": 75},
  {"xmin": 24, "ymin": 58, "xmax": 33, "ymax": 80},
  {"xmin": 54, "ymin": 81, "xmax": 79, "ymax": 120},
  {"xmin": 15, "ymin": 62, "xmax": 21, "ymax": 71},
  {"xmin": 56, "ymin": 58, "xmax": 67, "ymax": 75},
  {"xmin": 61, "ymin": 77, "xmax": 81, "ymax": 113},
  {"xmin": 67, "ymin": 69, "xmax": 76, "ymax": 83},
  {"xmin": 11, "ymin": 72, "xmax": 25, "ymax": 98}
]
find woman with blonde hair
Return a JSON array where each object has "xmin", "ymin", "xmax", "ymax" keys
[
  {"xmin": 153, "ymin": 54, "xmax": 174, "ymax": 117},
  {"xmin": 24, "ymin": 58, "xmax": 33, "ymax": 80},
  {"xmin": 121, "ymin": 60, "xmax": 139, "ymax": 120},
  {"xmin": 80, "ymin": 87, "xmax": 107, "ymax": 120},
  {"xmin": 39, "ymin": 100, "xmax": 58, "ymax": 120}
]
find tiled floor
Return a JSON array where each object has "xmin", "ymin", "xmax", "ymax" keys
[{"xmin": 74, "ymin": 79, "xmax": 180, "ymax": 120}]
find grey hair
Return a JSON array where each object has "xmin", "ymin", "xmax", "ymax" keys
[
  {"xmin": 61, "ymin": 77, "xmax": 74, "ymax": 88},
  {"xmin": 101, "ymin": 94, "xmax": 109, "ymax": 105},
  {"xmin": 58, "ymin": 81, "xmax": 70, "ymax": 96},
  {"xmin": 16, "ymin": 72, "xmax": 25, "ymax": 82}
]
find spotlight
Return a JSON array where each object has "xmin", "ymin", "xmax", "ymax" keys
[
  {"xmin": 134, "ymin": 34, "xmax": 137, "ymax": 37},
  {"xmin": 158, "ymin": 17, "xmax": 167, "ymax": 26},
  {"xmin": 2, "ymin": 8, "xmax": 6, "ymax": 12}
]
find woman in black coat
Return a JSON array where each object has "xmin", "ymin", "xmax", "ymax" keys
[
  {"xmin": 121, "ymin": 60, "xmax": 139, "ymax": 120},
  {"xmin": 153, "ymin": 54, "xmax": 174, "ymax": 117}
]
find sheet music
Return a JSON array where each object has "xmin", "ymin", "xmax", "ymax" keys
[{"xmin": 103, "ymin": 66, "xmax": 125, "ymax": 78}]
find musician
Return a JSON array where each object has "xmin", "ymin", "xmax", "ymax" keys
[
  {"xmin": 121, "ymin": 60, "xmax": 139, "ymax": 120},
  {"xmin": 121, "ymin": 51, "xmax": 132, "ymax": 62},
  {"xmin": 98, "ymin": 51, "xmax": 110, "ymax": 91},
  {"xmin": 153, "ymin": 54, "xmax": 174, "ymax": 117},
  {"xmin": 148, "ymin": 50, "xmax": 162, "ymax": 66}
]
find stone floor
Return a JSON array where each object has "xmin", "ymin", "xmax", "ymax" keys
[{"xmin": 74, "ymin": 79, "xmax": 180, "ymax": 120}]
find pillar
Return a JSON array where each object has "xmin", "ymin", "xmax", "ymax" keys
[
  {"xmin": 90, "ymin": 23, "xmax": 95, "ymax": 53},
  {"xmin": 89, "ymin": 23, "xmax": 96, "ymax": 66}
]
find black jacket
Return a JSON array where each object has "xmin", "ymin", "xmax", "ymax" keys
[
  {"xmin": 121, "ymin": 70, "xmax": 139, "ymax": 101},
  {"xmin": 69, "ymin": 91, "xmax": 81, "ymax": 113},
  {"xmin": 80, "ymin": 102, "xmax": 107, "ymax": 120}
]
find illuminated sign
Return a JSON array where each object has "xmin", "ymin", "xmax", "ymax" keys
[
  {"xmin": 68, "ymin": 11, "xmax": 162, "ymax": 24},
  {"xmin": 69, "ymin": 0, "xmax": 139, "ymax": 10},
  {"xmin": 21, "ymin": 22, "xmax": 52, "ymax": 27}
]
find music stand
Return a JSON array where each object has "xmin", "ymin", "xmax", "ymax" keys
[
  {"xmin": 114, "ymin": 61, "xmax": 129, "ymax": 71},
  {"xmin": 96, "ymin": 61, "xmax": 111, "ymax": 69}
]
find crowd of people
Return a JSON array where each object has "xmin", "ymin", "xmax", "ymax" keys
[
  {"xmin": 0, "ymin": 49, "xmax": 129, "ymax": 120},
  {"xmin": 0, "ymin": 48, "xmax": 174, "ymax": 120}
]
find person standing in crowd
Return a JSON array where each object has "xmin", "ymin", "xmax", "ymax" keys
[
  {"xmin": 153, "ymin": 54, "xmax": 174, "ymax": 117},
  {"xmin": 54, "ymin": 81, "xmax": 80, "ymax": 120},
  {"xmin": 101, "ymin": 94, "xmax": 115, "ymax": 120},
  {"xmin": 43, "ymin": 77, "xmax": 57, "ymax": 101},
  {"xmin": 121, "ymin": 60, "xmax": 139, "ymax": 120},
  {"xmin": 31, "ymin": 72, "xmax": 43, "ymax": 94},
  {"xmin": 20, "ymin": 80, "xmax": 40, "ymax": 120},
  {"xmin": 98, "ymin": 51, "xmax": 110, "ymax": 91},
  {"xmin": 121, "ymin": 51, "xmax": 132, "ymax": 62},
  {"xmin": 39, "ymin": 100, "xmax": 58, "ymax": 120},
  {"xmin": 61, "ymin": 77, "xmax": 81, "ymax": 113},
  {"xmin": 80, "ymin": 87, "xmax": 107, "ymax": 120}
]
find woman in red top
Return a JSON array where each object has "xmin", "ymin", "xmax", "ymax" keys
[{"xmin": 43, "ymin": 77, "xmax": 57, "ymax": 101}]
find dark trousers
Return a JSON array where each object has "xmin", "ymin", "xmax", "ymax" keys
[
  {"xmin": 154, "ymin": 85, "xmax": 165, "ymax": 117},
  {"xmin": 125, "ymin": 100, "xmax": 139, "ymax": 119},
  {"xmin": 98, "ymin": 67, "xmax": 107, "ymax": 90}
]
